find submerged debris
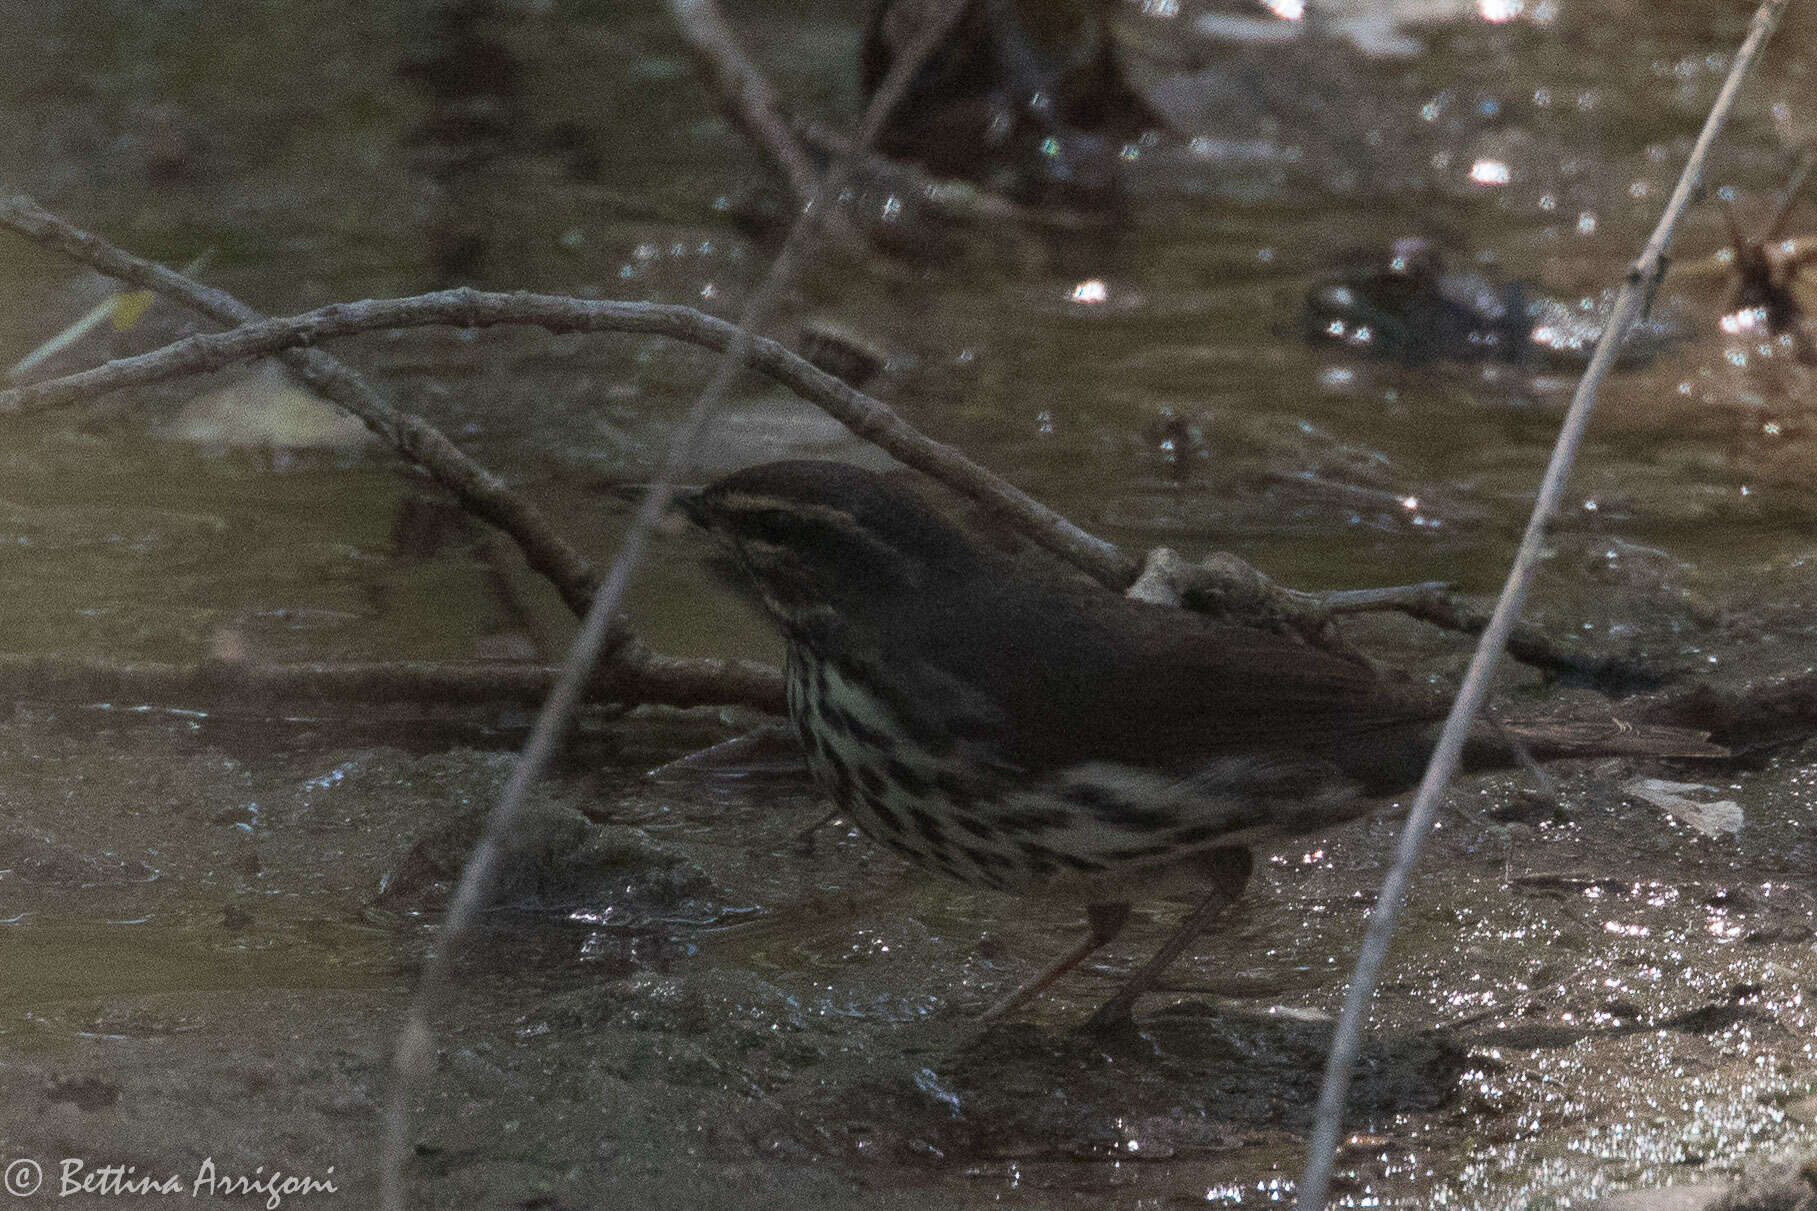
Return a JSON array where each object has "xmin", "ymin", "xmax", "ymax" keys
[
  {"xmin": 1304, "ymin": 236, "xmax": 1683, "ymax": 366},
  {"xmin": 1720, "ymin": 152, "xmax": 1817, "ymax": 364},
  {"xmin": 1624, "ymin": 778, "xmax": 1744, "ymax": 837},
  {"xmin": 861, "ymin": 0, "xmax": 1161, "ymax": 204}
]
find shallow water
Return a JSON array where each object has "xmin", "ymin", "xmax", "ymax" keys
[{"xmin": 1, "ymin": 0, "xmax": 1816, "ymax": 1207}]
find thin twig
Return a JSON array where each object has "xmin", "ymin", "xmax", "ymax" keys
[
  {"xmin": 791, "ymin": 116, "xmax": 1109, "ymax": 233},
  {"xmin": 1763, "ymin": 145, "xmax": 1816, "ymax": 241},
  {"xmin": 6, "ymin": 250, "xmax": 215, "ymax": 381},
  {"xmin": 669, "ymin": 0, "xmax": 844, "ymax": 238},
  {"xmin": 0, "ymin": 240, "xmax": 1660, "ymax": 686},
  {"xmin": 676, "ymin": 1, "xmax": 1108, "ymax": 235},
  {"xmin": 0, "ymin": 196, "xmax": 603, "ymax": 619},
  {"xmin": 0, "ymin": 283, "xmax": 1138, "ymax": 590},
  {"xmin": 1294, "ymin": 2, "xmax": 1790, "ymax": 1207},
  {"xmin": 1132, "ymin": 548, "xmax": 1675, "ymax": 691},
  {"xmin": 0, "ymin": 650, "xmax": 787, "ymax": 714},
  {"xmin": 1386, "ymin": 585, "xmax": 1675, "ymax": 692},
  {"xmin": 2, "ymin": 281, "xmax": 1669, "ymax": 685},
  {"xmin": 0, "ymin": 261, "xmax": 1661, "ymax": 684},
  {"xmin": 374, "ymin": 3, "xmax": 970, "ymax": 1208}
]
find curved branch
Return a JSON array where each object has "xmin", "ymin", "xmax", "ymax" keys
[
  {"xmin": 0, "ymin": 278, "xmax": 1140, "ymax": 589},
  {"xmin": 0, "ymin": 196, "xmax": 604, "ymax": 619},
  {"xmin": 0, "ymin": 200, "xmax": 1659, "ymax": 690}
]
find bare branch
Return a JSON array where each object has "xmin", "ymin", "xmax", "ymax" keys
[
  {"xmin": 1763, "ymin": 144, "xmax": 1816, "ymax": 241},
  {"xmin": 0, "ymin": 202, "xmax": 1673, "ymax": 699},
  {"xmin": 667, "ymin": 0, "xmax": 837, "ymax": 234},
  {"xmin": 0, "ymin": 649, "xmax": 786, "ymax": 715},
  {"xmin": 791, "ymin": 116, "xmax": 1108, "ymax": 232},
  {"xmin": 376, "ymin": 3, "xmax": 972, "ymax": 1207},
  {"xmin": 0, "ymin": 196, "xmax": 603, "ymax": 620},
  {"xmin": 1385, "ymin": 583, "xmax": 1674, "ymax": 692},
  {"xmin": 0, "ymin": 276, "xmax": 1140, "ymax": 590},
  {"xmin": 1130, "ymin": 547, "xmax": 1674, "ymax": 692},
  {"xmin": 1296, "ymin": 1, "xmax": 1793, "ymax": 1206}
]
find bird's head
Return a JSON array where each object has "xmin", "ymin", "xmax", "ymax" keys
[{"xmin": 682, "ymin": 460, "xmax": 980, "ymax": 634}]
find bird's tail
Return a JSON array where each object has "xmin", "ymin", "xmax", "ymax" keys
[{"xmin": 1494, "ymin": 718, "xmax": 1727, "ymax": 760}]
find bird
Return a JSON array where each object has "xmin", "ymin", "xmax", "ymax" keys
[{"xmin": 682, "ymin": 458, "xmax": 1723, "ymax": 1030}]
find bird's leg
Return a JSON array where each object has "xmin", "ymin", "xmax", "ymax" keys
[
  {"xmin": 1083, "ymin": 847, "xmax": 1254, "ymax": 1033},
  {"xmin": 981, "ymin": 901, "xmax": 1131, "ymax": 1021},
  {"xmin": 792, "ymin": 808, "xmax": 843, "ymax": 856},
  {"xmin": 1488, "ymin": 717, "xmax": 1556, "ymax": 799}
]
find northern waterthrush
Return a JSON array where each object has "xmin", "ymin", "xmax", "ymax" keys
[{"xmin": 686, "ymin": 459, "xmax": 1721, "ymax": 1029}]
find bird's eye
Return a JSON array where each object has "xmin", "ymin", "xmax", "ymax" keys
[{"xmin": 746, "ymin": 508, "xmax": 811, "ymax": 543}]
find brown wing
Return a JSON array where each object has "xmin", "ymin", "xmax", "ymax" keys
[{"xmin": 888, "ymin": 567, "xmax": 1449, "ymax": 785}]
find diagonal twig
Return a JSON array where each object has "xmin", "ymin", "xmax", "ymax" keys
[
  {"xmin": 0, "ymin": 280, "xmax": 1139, "ymax": 591},
  {"xmin": 0, "ymin": 261, "xmax": 1672, "ymax": 685},
  {"xmin": 373, "ymin": 2, "xmax": 972, "ymax": 1207},
  {"xmin": 1294, "ymin": 1, "xmax": 1791, "ymax": 1206},
  {"xmin": 1, "ymin": 237, "xmax": 1671, "ymax": 688},
  {"xmin": 668, "ymin": 0, "xmax": 843, "ymax": 238},
  {"xmin": 0, "ymin": 196, "xmax": 604, "ymax": 620},
  {"xmin": 1762, "ymin": 145, "xmax": 1816, "ymax": 241}
]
